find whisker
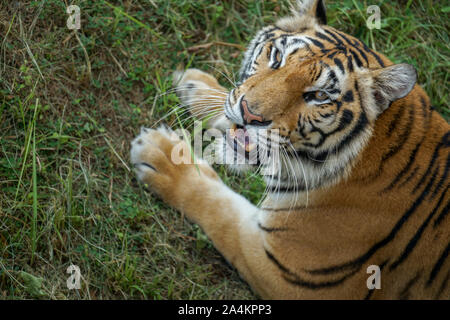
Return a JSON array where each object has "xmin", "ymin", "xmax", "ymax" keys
[
  {"xmin": 205, "ymin": 64, "xmax": 237, "ymax": 88},
  {"xmin": 288, "ymin": 142, "xmax": 309, "ymax": 208}
]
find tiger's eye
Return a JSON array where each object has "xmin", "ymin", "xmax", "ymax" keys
[{"xmin": 315, "ymin": 91, "xmax": 328, "ymax": 101}]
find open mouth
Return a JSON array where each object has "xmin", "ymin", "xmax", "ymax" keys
[{"xmin": 228, "ymin": 124, "xmax": 257, "ymax": 153}]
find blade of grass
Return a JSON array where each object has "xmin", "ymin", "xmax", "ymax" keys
[
  {"xmin": 103, "ymin": 1, "xmax": 163, "ymax": 40},
  {"xmin": 66, "ymin": 159, "xmax": 73, "ymax": 217},
  {"xmin": 30, "ymin": 104, "xmax": 38, "ymax": 265},
  {"xmin": 14, "ymin": 98, "xmax": 39, "ymax": 202},
  {"xmin": 104, "ymin": 137, "xmax": 131, "ymax": 172},
  {"xmin": 19, "ymin": 15, "xmax": 44, "ymax": 82},
  {"xmin": 1, "ymin": 12, "xmax": 16, "ymax": 75}
]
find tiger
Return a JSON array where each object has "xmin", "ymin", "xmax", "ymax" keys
[{"xmin": 130, "ymin": 0, "xmax": 449, "ymax": 299}]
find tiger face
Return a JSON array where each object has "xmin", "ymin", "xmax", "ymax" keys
[{"xmin": 223, "ymin": 0, "xmax": 417, "ymax": 191}]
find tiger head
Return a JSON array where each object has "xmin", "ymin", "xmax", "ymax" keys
[{"xmin": 223, "ymin": 0, "xmax": 417, "ymax": 192}]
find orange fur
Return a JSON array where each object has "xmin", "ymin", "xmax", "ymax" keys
[{"xmin": 131, "ymin": 0, "xmax": 449, "ymax": 299}]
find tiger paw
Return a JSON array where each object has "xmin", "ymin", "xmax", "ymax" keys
[
  {"xmin": 172, "ymin": 68, "xmax": 224, "ymax": 107},
  {"xmin": 130, "ymin": 126, "xmax": 218, "ymax": 206}
]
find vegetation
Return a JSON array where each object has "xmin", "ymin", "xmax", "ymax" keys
[{"xmin": 0, "ymin": 0, "xmax": 448, "ymax": 299}]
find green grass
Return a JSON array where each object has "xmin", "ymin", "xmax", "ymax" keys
[{"xmin": 0, "ymin": 0, "xmax": 448, "ymax": 299}]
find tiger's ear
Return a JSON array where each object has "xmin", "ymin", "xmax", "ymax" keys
[
  {"xmin": 277, "ymin": 0, "xmax": 327, "ymax": 31},
  {"xmin": 364, "ymin": 64, "xmax": 417, "ymax": 119},
  {"xmin": 294, "ymin": 0, "xmax": 327, "ymax": 25}
]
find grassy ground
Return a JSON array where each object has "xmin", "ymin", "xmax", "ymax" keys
[{"xmin": 0, "ymin": 0, "xmax": 448, "ymax": 299}]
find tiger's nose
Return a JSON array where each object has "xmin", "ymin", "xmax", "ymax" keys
[{"xmin": 240, "ymin": 96, "xmax": 272, "ymax": 126}]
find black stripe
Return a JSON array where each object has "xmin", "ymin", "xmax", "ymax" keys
[
  {"xmin": 296, "ymin": 111, "xmax": 368, "ymax": 164},
  {"xmin": 433, "ymin": 199, "xmax": 450, "ymax": 228},
  {"xmin": 380, "ymin": 106, "xmax": 414, "ymax": 166},
  {"xmin": 413, "ymin": 131, "xmax": 450, "ymax": 193},
  {"xmin": 384, "ymin": 96, "xmax": 433, "ymax": 192},
  {"xmin": 267, "ymin": 43, "xmax": 273, "ymax": 59},
  {"xmin": 301, "ymin": 109, "xmax": 354, "ymax": 149},
  {"xmin": 258, "ymin": 223, "xmax": 288, "ymax": 233},
  {"xmin": 286, "ymin": 271, "xmax": 356, "ymax": 289},
  {"xmin": 240, "ymin": 27, "xmax": 280, "ymax": 81},
  {"xmin": 328, "ymin": 69, "xmax": 337, "ymax": 84},
  {"xmin": 343, "ymin": 90, "xmax": 354, "ymax": 103},
  {"xmin": 309, "ymin": 64, "xmax": 318, "ymax": 83},
  {"xmin": 353, "ymin": 45, "xmax": 369, "ymax": 65},
  {"xmin": 328, "ymin": 87, "xmax": 341, "ymax": 94},
  {"xmin": 361, "ymin": 42, "xmax": 385, "ymax": 67},
  {"xmin": 382, "ymin": 140, "xmax": 423, "ymax": 192},
  {"xmin": 386, "ymin": 106, "xmax": 406, "ymax": 137},
  {"xmin": 319, "ymin": 112, "xmax": 334, "ymax": 118},
  {"xmin": 398, "ymin": 166, "xmax": 420, "ymax": 188},
  {"xmin": 333, "ymin": 30, "xmax": 368, "ymax": 67},
  {"xmin": 399, "ymin": 272, "xmax": 421, "ymax": 300},
  {"xmin": 427, "ymin": 242, "xmax": 450, "ymax": 287},
  {"xmin": 334, "ymin": 31, "xmax": 370, "ymax": 67},
  {"xmin": 432, "ymin": 153, "xmax": 450, "ymax": 199},
  {"xmin": 349, "ymin": 49, "xmax": 363, "ymax": 67},
  {"xmin": 305, "ymin": 167, "xmax": 440, "ymax": 276},
  {"xmin": 334, "ymin": 30, "xmax": 357, "ymax": 47},
  {"xmin": 315, "ymin": 31, "xmax": 337, "ymax": 45},
  {"xmin": 314, "ymin": 64, "xmax": 323, "ymax": 82},
  {"xmin": 265, "ymin": 249, "xmax": 294, "ymax": 275},
  {"xmin": 335, "ymin": 109, "xmax": 354, "ymax": 132},
  {"xmin": 347, "ymin": 55, "xmax": 354, "ymax": 72},
  {"xmin": 435, "ymin": 271, "xmax": 449, "ymax": 299},
  {"xmin": 420, "ymin": 96, "xmax": 431, "ymax": 121},
  {"xmin": 364, "ymin": 288, "xmax": 375, "ymax": 300},
  {"xmin": 326, "ymin": 28, "xmax": 385, "ymax": 68},
  {"xmin": 334, "ymin": 58, "xmax": 345, "ymax": 74},
  {"xmin": 306, "ymin": 37, "xmax": 325, "ymax": 49},
  {"xmin": 389, "ymin": 184, "xmax": 448, "ymax": 271},
  {"xmin": 323, "ymin": 29, "xmax": 345, "ymax": 46},
  {"xmin": 326, "ymin": 50, "xmax": 338, "ymax": 60},
  {"xmin": 265, "ymin": 249, "xmax": 357, "ymax": 289},
  {"xmin": 345, "ymin": 38, "xmax": 369, "ymax": 66}
]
